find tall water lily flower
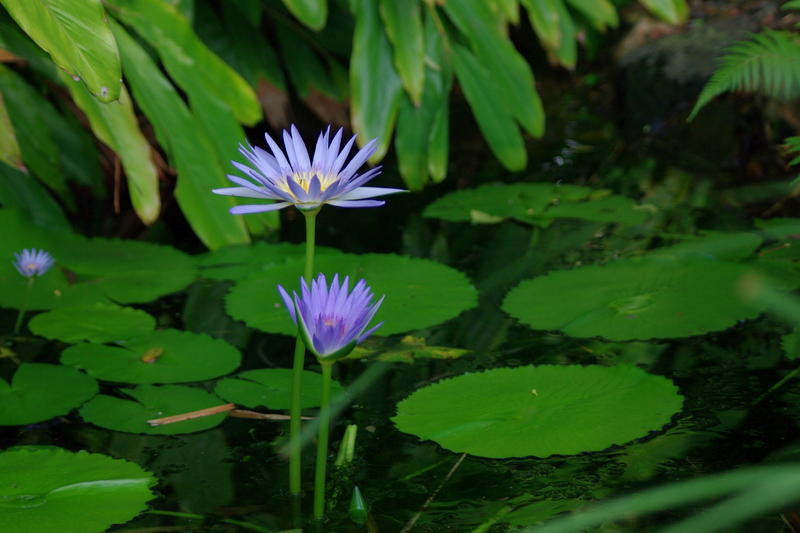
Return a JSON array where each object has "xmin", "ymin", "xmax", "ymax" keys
[
  {"xmin": 213, "ymin": 125, "xmax": 405, "ymax": 213},
  {"xmin": 13, "ymin": 249, "xmax": 54, "ymax": 278},
  {"xmin": 278, "ymin": 273, "xmax": 384, "ymax": 361}
]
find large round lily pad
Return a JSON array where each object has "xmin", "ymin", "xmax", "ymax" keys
[
  {"xmin": 79, "ymin": 385, "xmax": 227, "ymax": 435},
  {"xmin": 0, "ymin": 208, "xmax": 197, "ymax": 309},
  {"xmin": 60, "ymin": 329, "xmax": 241, "ymax": 384},
  {"xmin": 0, "ymin": 447, "xmax": 156, "ymax": 533},
  {"xmin": 198, "ymin": 241, "xmax": 344, "ymax": 281},
  {"xmin": 0, "ymin": 363, "xmax": 98, "ymax": 425},
  {"xmin": 226, "ymin": 253, "xmax": 478, "ymax": 335},
  {"xmin": 29, "ymin": 303, "xmax": 156, "ymax": 343},
  {"xmin": 215, "ymin": 369, "xmax": 344, "ymax": 409},
  {"xmin": 502, "ymin": 256, "xmax": 760, "ymax": 340},
  {"xmin": 423, "ymin": 183, "xmax": 647, "ymax": 227},
  {"xmin": 393, "ymin": 365, "xmax": 683, "ymax": 458}
]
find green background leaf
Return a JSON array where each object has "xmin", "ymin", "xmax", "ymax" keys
[
  {"xmin": 29, "ymin": 303, "xmax": 156, "ymax": 343},
  {"xmin": 215, "ymin": 369, "xmax": 344, "ymax": 409}
]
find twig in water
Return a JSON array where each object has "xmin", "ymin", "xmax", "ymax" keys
[{"xmin": 399, "ymin": 453, "xmax": 467, "ymax": 533}]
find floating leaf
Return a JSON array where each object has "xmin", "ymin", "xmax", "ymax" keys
[
  {"xmin": 226, "ymin": 253, "xmax": 478, "ymax": 336},
  {"xmin": 198, "ymin": 241, "xmax": 343, "ymax": 281},
  {"xmin": 0, "ymin": 0, "xmax": 121, "ymax": 101},
  {"xmin": 503, "ymin": 256, "xmax": 761, "ymax": 340},
  {"xmin": 424, "ymin": 183, "xmax": 647, "ymax": 227},
  {"xmin": 215, "ymin": 369, "xmax": 344, "ymax": 410},
  {"xmin": 393, "ymin": 365, "xmax": 683, "ymax": 458},
  {"xmin": 783, "ymin": 329, "xmax": 800, "ymax": 360},
  {"xmin": 350, "ymin": 335, "xmax": 471, "ymax": 364},
  {"xmin": 0, "ymin": 363, "xmax": 98, "ymax": 425},
  {"xmin": 0, "ymin": 447, "xmax": 156, "ymax": 533},
  {"xmin": 0, "ymin": 161, "xmax": 69, "ymax": 229},
  {"xmin": 80, "ymin": 385, "xmax": 226, "ymax": 435},
  {"xmin": 652, "ymin": 231, "xmax": 762, "ymax": 262},
  {"xmin": 29, "ymin": 303, "xmax": 155, "ymax": 343},
  {"xmin": 61, "ymin": 329, "xmax": 241, "ymax": 384}
]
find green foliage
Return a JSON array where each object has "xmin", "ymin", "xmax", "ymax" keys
[
  {"xmin": 29, "ymin": 303, "xmax": 156, "ymax": 343},
  {"xmin": 0, "ymin": 363, "xmax": 98, "ymax": 425},
  {"xmin": 689, "ymin": 30, "xmax": 800, "ymax": 120},
  {"xmin": 393, "ymin": 365, "xmax": 683, "ymax": 458},
  {"xmin": 215, "ymin": 369, "xmax": 344, "ymax": 409},
  {"xmin": 0, "ymin": 447, "xmax": 156, "ymax": 533}
]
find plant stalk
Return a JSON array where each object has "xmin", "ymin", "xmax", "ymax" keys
[
  {"xmin": 13, "ymin": 278, "xmax": 34, "ymax": 334},
  {"xmin": 313, "ymin": 361, "xmax": 334, "ymax": 520},
  {"xmin": 289, "ymin": 210, "xmax": 318, "ymax": 495}
]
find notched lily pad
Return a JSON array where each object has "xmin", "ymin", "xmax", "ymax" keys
[
  {"xmin": 60, "ymin": 329, "xmax": 241, "ymax": 384},
  {"xmin": 0, "ymin": 447, "xmax": 157, "ymax": 533},
  {"xmin": 214, "ymin": 369, "xmax": 345, "ymax": 410},
  {"xmin": 226, "ymin": 253, "xmax": 478, "ymax": 336},
  {"xmin": 503, "ymin": 256, "xmax": 761, "ymax": 340},
  {"xmin": 0, "ymin": 363, "xmax": 98, "ymax": 425},
  {"xmin": 29, "ymin": 303, "xmax": 156, "ymax": 343},
  {"xmin": 79, "ymin": 385, "xmax": 227, "ymax": 434},
  {"xmin": 198, "ymin": 241, "xmax": 344, "ymax": 281},
  {"xmin": 393, "ymin": 365, "xmax": 683, "ymax": 458},
  {"xmin": 350, "ymin": 335, "xmax": 471, "ymax": 364},
  {"xmin": 423, "ymin": 183, "xmax": 647, "ymax": 227}
]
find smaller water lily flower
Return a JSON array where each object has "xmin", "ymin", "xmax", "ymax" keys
[
  {"xmin": 13, "ymin": 249, "xmax": 54, "ymax": 278},
  {"xmin": 213, "ymin": 125, "xmax": 405, "ymax": 213},
  {"xmin": 278, "ymin": 274, "xmax": 384, "ymax": 361}
]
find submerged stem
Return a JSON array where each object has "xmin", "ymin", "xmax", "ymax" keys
[
  {"xmin": 13, "ymin": 278, "xmax": 34, "ymax": 334},
  {"xmin": 313, "ymin": 361, "xmax": 334, "ymax": 520},
  {"xmin": 289, "ymin": 210, "xmax": 318, "ymax": 495}
]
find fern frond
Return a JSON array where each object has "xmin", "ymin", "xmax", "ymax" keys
[{"xmin": 688, "ymin": 30, "xmax": 800, "ymax": 120}]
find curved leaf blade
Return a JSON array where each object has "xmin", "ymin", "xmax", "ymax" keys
[
  {"xmin": 639, "ymin": 0, "xmax": 689, "ymax": 24},
  {"xmin": 0, "ymin": 0, "xmax": 121, "ymax": 101},
  {"xmin": 379, "ymin": 0, "xmax": 425, "ymax": 105},
  {"xmin": 282, "ymin": 0, "xmax": 327, "ymax": 31}
]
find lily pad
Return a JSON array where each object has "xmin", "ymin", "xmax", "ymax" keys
[
  {"xmin": 79, "ymin": 385, "xmax": 227, "ymax": 435},
  {"xmin": 652, "ymin": 231, "xmax": 762, "ymax": 262},
  {"xmin": 392, "ymin": 365, "xmax": 683, "ymax": 458},
  {"xmin": 198, "ymin": 241, "xmax": 344, "ymax": 281},
  {"xmin": 0, "ymin": 209, "xmax": 197, "ymax": 309},
  {"xmin": 0, "ymin": 363, "xmax": 98, "ymax": 425},
  {"xmin": 226, "ymin": 253, "xmax": 477, "ymax": 336},
  {"xmin": 783, "ymin": 329, "xmax": 800, "ymax": 360},
  {"xmin": 60, "ymin": 329, "xmax": 241, "ymax": 384},
  {"xmin": 214, "ymin": 369, "xmax": 345, "ymax": 409},
  {"xmin": 503, "ymin": 256, "xmax": 760, "ymax": 340},
  {"xmin": 0, "ymin": 447, "xmax": 156, "ymax": 533},
  {"xmin": 423, "ymin": 183, "xmax": 647, "ymax": 227},
  {"xmin": 29, "ymin": 303, "xmax": 156, "ymax": 343},
  {"xmin": 350, "ymin": 335, "xmax": 471, "ymax": 364}
]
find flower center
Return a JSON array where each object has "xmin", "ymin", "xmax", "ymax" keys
[{"xmin": 280, "ymin": 170, "xmax": 339, "ymax": 199}]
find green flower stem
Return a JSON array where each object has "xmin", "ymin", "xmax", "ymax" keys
[
  {"xmin": 13, "ymin": 278, "xmax": 34, "ymax": 334},
  {"xmin": 289, "ymin": 210, "xmax": 318, "ymax": 495},
  {"xmin": 314, "ymin": 360, "xmax": 334, "ymax": 520}
]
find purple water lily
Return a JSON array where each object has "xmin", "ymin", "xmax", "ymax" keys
[
  {"xmin": 13, "ymin": 249, "xmax": 54, "ymax": 278},
  {"xmin": 213, "ymin": 125, "xmax": 405, "ymax": 213},
  {"xmin": 278, "ymin": 274, "xmax": 384, "ymax": 361}
]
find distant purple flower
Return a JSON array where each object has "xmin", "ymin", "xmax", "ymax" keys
[
  {"xmin": 213, "ymin": 125, "xmax": 405, "ymax": 213},
  {"xmin": 278, "ymin": 274, "xmax": 384, "ymax": 361},
  {"xmin": 13, "ymin": 249, "xmax": 54, "ymax": 278}
]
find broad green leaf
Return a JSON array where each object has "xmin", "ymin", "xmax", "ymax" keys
[
  {"xmin": 0, "ymin": 0, "xmax": 121, "ymax": 101},
  {"xmin": 0, "ymin": 65, "xmax": 66, "ymax": 198},
  {"xmin": 782, "ymin": 328, "xmax": 800, "ymax": 360},
  {"xmin": 29, "ymin": 303, "xmax": 156, "ymax": 343},
  {"xmin": 520, "ymin": 0, "xmax": 561, "ymax": 55},
  {"xmin": 0, "ymin": 11, "xmax": 59, "ymax": 80},
  {"xmin": 639, "ymin": 0, "xmax": 689, "ymax": 24},
  {"xmin": 276, "ymin": 24, "xmax": 340, "ymax": 99},
  {"xmin": 62, "ymin": 78, "xmax": 160, "ymax": 225},
  {"xmin": 350, "ymin": 0, "xmax": 403, "ymax": 162},
  {"xmin": 0, "ymin": 363, "xmax": 98, "ymax": 425},
  {"xmin": 491, "ymin": 0, "xmax": 520, "ymax": 24},
  {"xmin": 0, "ymin": 162, "xmax": 69, "ymax": 229},
  {"xmin": 282, "ymin": 0, "xmax": 328, "ymax": 31},
  {"xmin": 0, "ymin": 448, "xmax": 156, "ymax": 533},
  {"xmin": 351, "ymin": 335, "xmax": 471, "ymax": 364},
  {"xmin": 451, "ymin": 44, "xmax": 526, "ymax": 171},
  {"xmin": 110, "ymin": 21, "xmax": 250, "ymax": 249},
  {"xmin": 198, "ymin": 241, "xmax": 343, "ymax": 281},
  {"xmin": 61, "ymin": 329, "xmax": 241, "ymax": 384},
  {"xmin": 503, "ymin": 256, "xmax": 764, "ymax": 340},
  {"xmin": 80, "ymin": 385, "xmax": 227, "ymax": 434},
  {"xmin": 226, "ymin": 253, "xmax": 478, "ymax": 336},
  {"xmin": 427, "ymin": 102, "xmax": 450, "ymax": 183},
  {"xmin": 551, "ymin": 0, "xmax": 577, "ymax": 69},
  {"xmin": 215, "ymin": 369, "xmax": 344, "ymax": 409},
  {"xmin": 393, "ymin": 365, "xmax": 683, "ymax": 458},
  {"xmin": 445, "ymin": 0, "xmax": 544, "ymax": 137},
  {"xmin": 379, "ymin": 0, "xmax": 424, "ymax": 105},
  {"xmin": 105, "ymin": 0, "xmax": 260, "ymax": 125},
  {"xmin": 0, "ymin": 92, "xmax": 22, "ymax": 170},
  {"xmin": 394, "ymin": 14, "xmax": 450, "ymax": 189},
  {"xmin": 565, "ymin": 0, "xmax": 618, "ymax": 31}
]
